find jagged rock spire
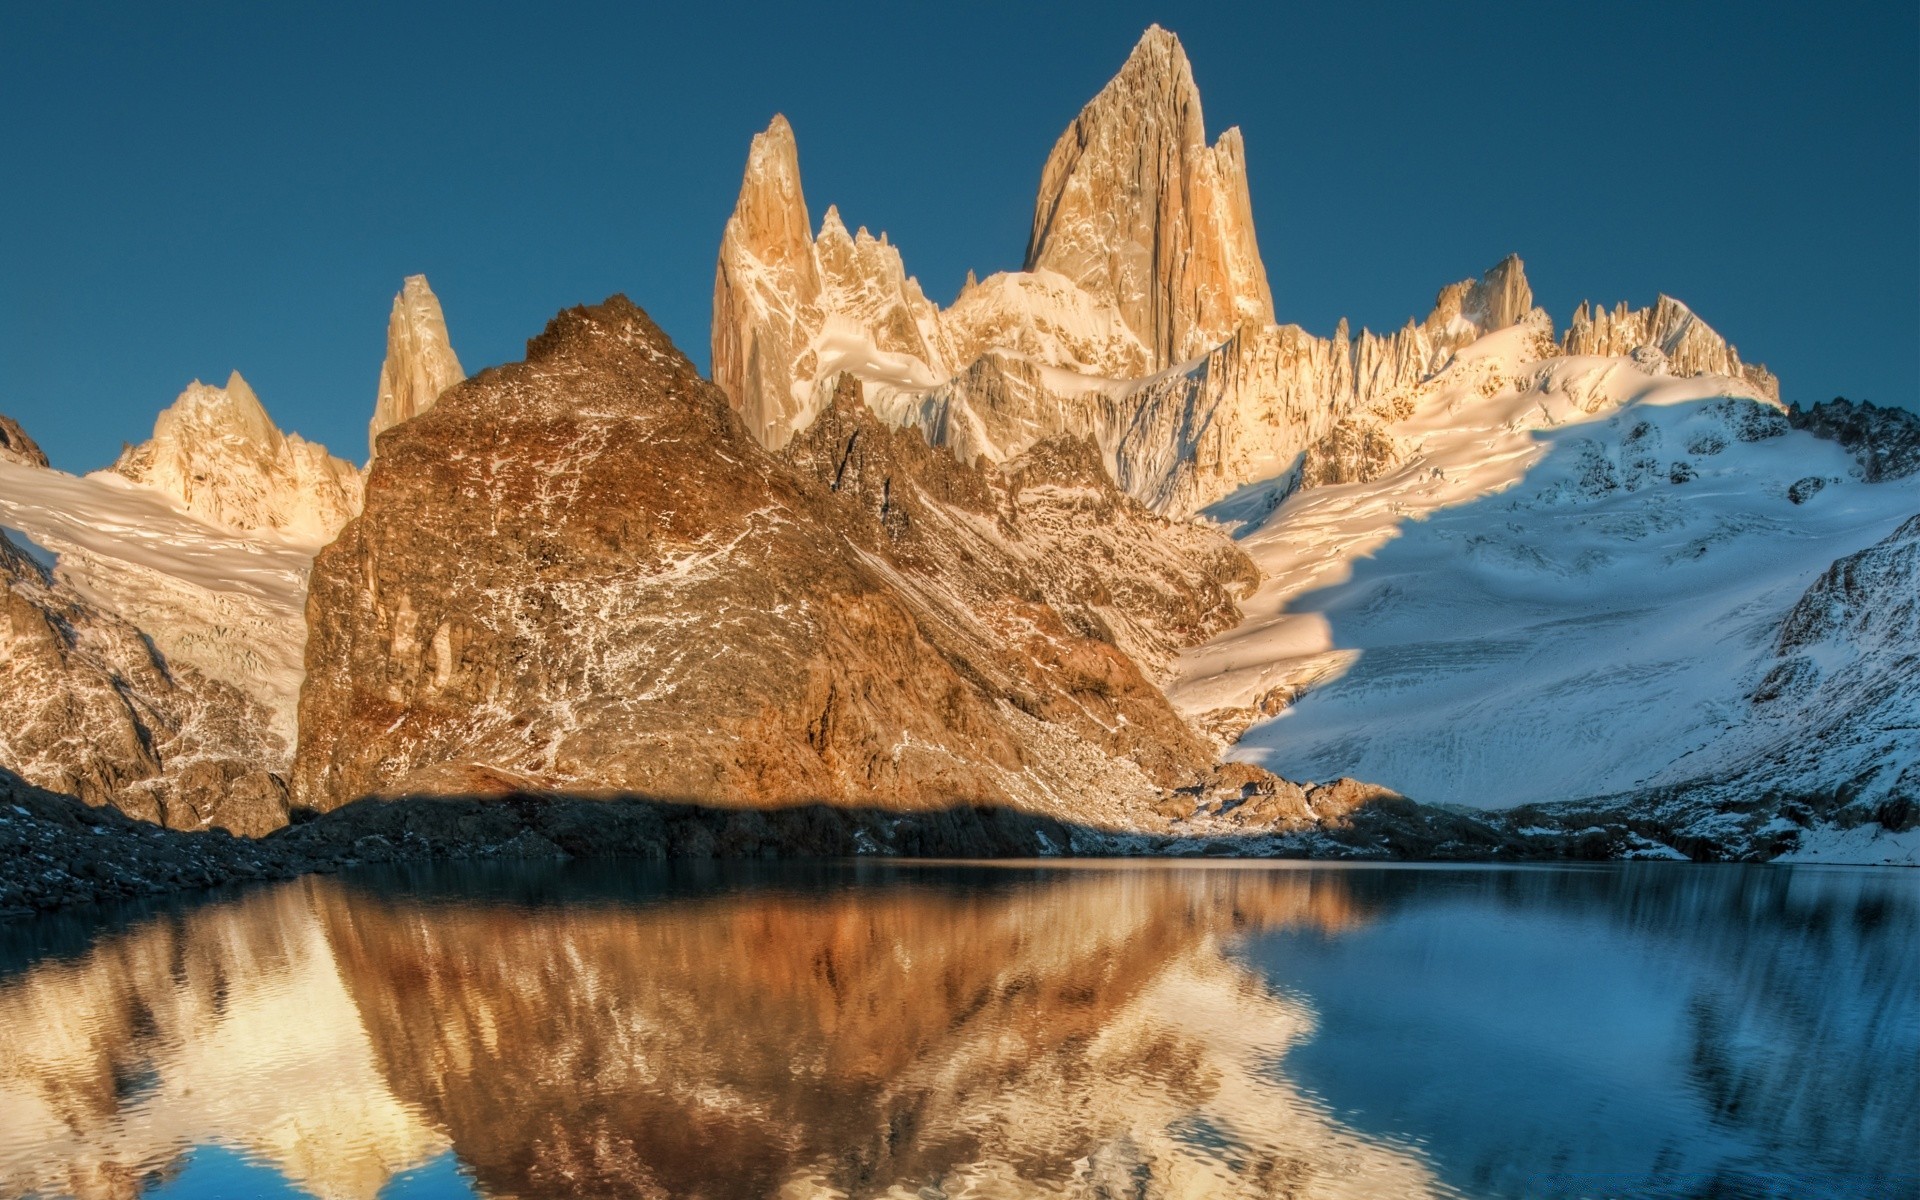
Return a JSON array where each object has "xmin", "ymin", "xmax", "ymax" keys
[
  {"xmin": 1024, "ymin": 25, "xmax": 1274, "ymax": 367},
  {"xmin": 369, "ymin": 275, "xmax": 465, "ymax": 458},
  {"xmin": 111, "ymin": 372, "xmax": 362, "ymax": 544},
  {"xmin": 711, "ymin": 115, "xmax": 825, "ymax": 448},
  {"xmin": 0, "ymin": 414, "xmax": 49, "ymax": 468}
]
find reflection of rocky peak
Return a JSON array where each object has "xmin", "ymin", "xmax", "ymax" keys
[
  {"xmin": 1024, "ymin": 25, "xmax": 1273, "ymax": 365},
  {"xmin": 368, "ymin": 274, "xmax": 464, "ymax": 459},
  {"xmin": 318, "ymin": 866, "xmax": 1437, "ymax": 1198},
  {"xmin": 0, "ymin": 414, "xmax": 48, "ymax": 468},
  {"xmin": 0, "ymin": 530, "xmax": 289, "ymax": 833},
  {"xmin": 295, "ymin": 297, "xmax": 1247, "ymax": 818},
  {"xmin": 0, "ymin": 885, "xmax": 447, "ymax": 1200},
  {"xmin": 108, "ymin": 371, "xmax": 362, "ymax": 544}
]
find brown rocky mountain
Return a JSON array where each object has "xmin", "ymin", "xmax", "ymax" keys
[{"xmin": 293, "ymin": 296, "xmax": 1255, "ymax": 825}]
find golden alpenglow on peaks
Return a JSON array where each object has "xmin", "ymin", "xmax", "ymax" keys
[
  {"xmin": 1024, "ymin": 24, "xmax": 1275, "ymax": 366},
  {"xmin": 109, "ymin": 370, "xmax": 363, "ymax": 544},
  {"xmin": 369, "ymin": 274, "xmax": 465, "ymax": 459}
]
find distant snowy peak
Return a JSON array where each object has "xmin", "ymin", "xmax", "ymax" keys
[
  {"xmin": 1563, "ymin": 294, "xmax": 1777, "ymax": 403},
  {"xmin": 369, "ymin": 274, "xmax": 465, "ymax": 459},
  {"xmin": 108, "ymin": 370, "xmax": 362, "ymax": 545},
  {"xmin": 1024, "ymin": 24, "xmax": 1273, "ymax": 366}
]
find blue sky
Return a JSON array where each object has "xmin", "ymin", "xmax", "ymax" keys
[{"xmin": 3, "ymin": 1, "xmax": 1915, "ymax": 471}]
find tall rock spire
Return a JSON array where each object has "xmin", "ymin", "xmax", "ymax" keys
[
  {"xmin": 711, "ymin": 115, "xmax": 824, "ymax": 447},
  {"xmin": 369, "ymin": 274, "xmax": 464, "ymax": 458},
  {"xmin": 1024, "ymin": 25, "xmax": 1274, "ymax": 367}
]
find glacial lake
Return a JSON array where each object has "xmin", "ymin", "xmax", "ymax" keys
[{"xmin": 0, "ymin": 861, "xmax": 1913, "ymax": 1199}]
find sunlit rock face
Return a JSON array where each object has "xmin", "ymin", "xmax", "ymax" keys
[
  {"xmin": 0, "ymin": 531, "xmax": 288, "ymax": 834},
  {"xmin": 368, "ymin": 275, "xmax": 465, "ymax": 459},
  {"xmin": 294, "ymin": 297, "xmax": 1250, "ymax": 820},
  {"xmin": 0, "ymin": 884, "xmax": 446, "ymax": 1200},
  {"xmin": 708, "ymin": 27, "xmax": 1772, "ymax": 520},
  {"xmin": 1025, "ymin": 25, "xmax": 1273, "ymax": 368},
  {"xmin": 1561, "ymin": 294, "xmax": 1777, "ymax": 403},
  {"xmin": 0, "ymin": 415, "xmax": 48, "ymax": 468},
  {"xmin": 108, "ymin": 372, "xmax": 362, "ymax": 545},
  {"xmin": 316, "ymin": 866, "xmax": 1437, "ymax": 1199}
]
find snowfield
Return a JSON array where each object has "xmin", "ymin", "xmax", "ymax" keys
[
  {"xmin": 1172, "ymin": 322, "xmax": 1920, "ymax": 815},
  {"xmin": 0, "ymin": 457, "xmax": 314, "ymax": 744}
]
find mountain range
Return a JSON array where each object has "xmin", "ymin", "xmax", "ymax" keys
[{"xmin": 2, "ymin": 26, "xmax": 1916, "ymax": 910}]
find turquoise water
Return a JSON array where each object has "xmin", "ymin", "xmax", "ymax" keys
[{"xmin": 0, "ymin": 861, "xmax": 1912, "ymax": 1198}]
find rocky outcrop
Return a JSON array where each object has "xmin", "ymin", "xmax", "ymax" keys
[
  {"xmin": 706, "ymin": 27, "xmax": 1792, "ymax": 525},
  {"xmin": 711, "ymin": 115, "xmax": 827, "ymax": 448},
  {"xmin": 0, "ymin": 533, "xmax": 289, "ymax": 835},
  {"xmin": 1024, "ymin": 24, "xmax": 1273, "ymax": 366},
  {"xmin": 0, "ymin": 415, "xmax": 48, "ymax": 468},
  {"xmin": 294, "ymin": 297, "xmax": 1252, "ymax": 822},
  {"xmin": 1788, "ymin": 397, "xmax": 1920, "ymax": 482},
  {"xmin": 368, "ymin": 274, "xmax": 465, "ymax": 458},
  {"xmin": 1561, "ymin": 294, "xmax": 1778, "ymax": 402},
  {"xmin": 1712, "ymin": 513, "xmax": 1920, "ymax": 820},
  {"xmin": 108, "ymin": 371, "xmax": 363, "ymax": 544}
]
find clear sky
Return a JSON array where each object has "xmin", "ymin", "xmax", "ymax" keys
[{"xmin": 3, "ymin": 1, "xmax": 1915, "ymax": 471}]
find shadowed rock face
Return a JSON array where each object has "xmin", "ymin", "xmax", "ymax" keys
[
  {"xmin": 293, "ymin": 297, "xmax": 1252, "ymax": 823},
  {"xmin": 1789, "ymin": 397, "xmax": 1920, "ymax": 483}
]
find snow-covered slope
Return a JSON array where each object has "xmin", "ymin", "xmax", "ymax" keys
[
  {"xmin": 0, "ymin": 457, "xmax": 313, "ymax": 746},
  {"xmin": 1171, "ymin": 320, "xmax": 1918, "ymax": 819},
  {"xmin": 0, "ymin": 519, "xmax": 290, "ymax": 833}
]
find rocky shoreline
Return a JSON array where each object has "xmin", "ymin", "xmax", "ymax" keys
[{"xmin": 7, "ymin": 764, "xmax": 1910, "ymax": 920}]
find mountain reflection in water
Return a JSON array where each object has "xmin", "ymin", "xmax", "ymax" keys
[{"xmin": 0, "ymin": 862, "xmax": 1913, "ymax": 1200}]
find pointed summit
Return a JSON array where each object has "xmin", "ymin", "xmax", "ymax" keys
[
  {"xmin": 110, "ymin": 373, "xmax": 362, "ymax": 544},
  {"xmin": 712, "ymin": 115, "xmax": 826, "ymax": 446},
  {"xmin": 1024, "ymin": 26, "xmax": 1273, "ymax": 367},
  {"xmin": 369, "ymin": 274, "xmax": 465, "ymax": 458},
  {"xmin": 1426, "ymin": 255, "xmax": 1536, "ymax": 337}
]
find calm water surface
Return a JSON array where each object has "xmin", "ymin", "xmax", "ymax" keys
[{"xmin": 0, "ymin": 861, "xmax": 1913, "ymax": 1199}]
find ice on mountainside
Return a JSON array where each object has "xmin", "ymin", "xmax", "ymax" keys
[
  {"xmin": 1175, "ymin": 321, "xmax": 1919, "ymax": 829},
  {"xmin": 369, "ymin": 274, "xmax": 466, "ymax": 458},
  {"xmin": 0, "ymin": 521, "xmax": 289, "ymax": 833},
  {"xmin": 0, "ymin": 453, "xmax": 314, "ymax": 750}
]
